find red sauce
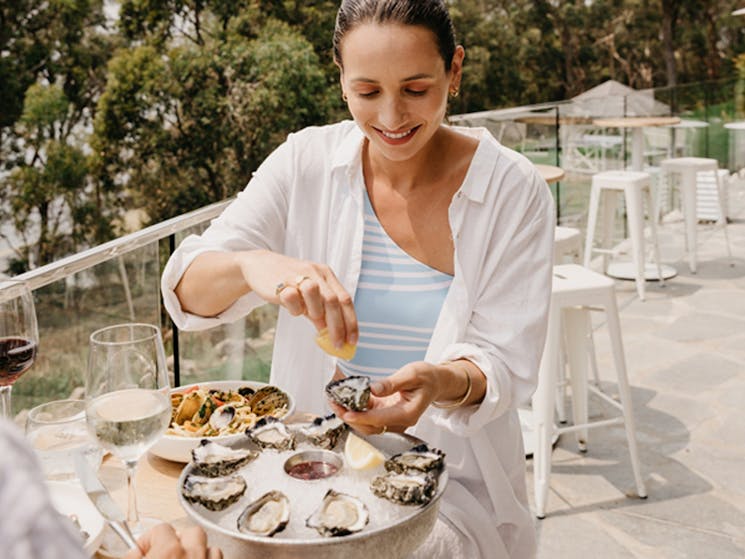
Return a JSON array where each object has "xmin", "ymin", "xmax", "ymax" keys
[{"xmin": 287, "ymin": 461, "xmax": 339, "ymax": 480}]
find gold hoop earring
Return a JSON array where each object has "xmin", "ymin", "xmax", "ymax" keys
[
  {"xmin": 342, "ymin": 92, "xmax": 348, "ymax": 102},
  {"xmin": 449, "ymin": 87, "xmax": 460, "ymax": 98}
]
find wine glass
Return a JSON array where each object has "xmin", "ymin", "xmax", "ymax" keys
[
  {"xmin": 0, "ymin": 279, "xmax": 39, "ymax": 418},
  {"xmin": 85, "ymin": 323, "xmax": 171, "ymax": 537}
]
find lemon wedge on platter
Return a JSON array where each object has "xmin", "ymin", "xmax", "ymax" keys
[
  {"xmin": 315, "ymin": 328, "xmax": 357, "ymax": 360},
  {"xmin": 344, "ymin": 432, "xmax": 385, "ymax": 470}
]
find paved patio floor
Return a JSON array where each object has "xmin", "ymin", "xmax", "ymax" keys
[{"xmin": 529, "ymin": 175, "xmax": 745, "ymax": 558}]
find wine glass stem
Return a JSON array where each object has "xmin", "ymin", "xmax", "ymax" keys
[
  {"xmin": 0, "ymin": 386, "xmax": 11, "ymax": 418},
  {"xmin": 124, "ymin": 460, "xmax": 142, "ymax": 533}
]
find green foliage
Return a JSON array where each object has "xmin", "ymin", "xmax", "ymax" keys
[{"xmin": 92, "ymin": 18, "xmax": 334, "ymax": 223}]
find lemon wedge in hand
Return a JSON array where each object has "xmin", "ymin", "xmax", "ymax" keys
[
  {"xmin": 316, "ymin": 328, "xmax": 357, "ymax": 360},
  {"xmin": 344, "ymin": 432, "xmax": 385, "ymax": 470}
]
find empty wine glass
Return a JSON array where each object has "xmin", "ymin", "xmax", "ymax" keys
[
  {"xmin": 0, "ymin": 279, "xmax": 39, "ymax": 418},
  {"xmin": 85, "ymin": 323, "xmax": 170, "ymax": 537}
]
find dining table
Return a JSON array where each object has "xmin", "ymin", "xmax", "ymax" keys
[
  {"xmin": 535, "ymin": 163, "xmax": 565, "ymax": 185},
  {"xmin": 593, "ymin": 116, "xmax": 680, "ymax": 171},
  {"xmin": 94, "ymin": 453, "xmax": 190, "ymax": 557}
]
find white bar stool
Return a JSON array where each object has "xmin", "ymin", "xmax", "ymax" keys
[
  {"xmin": 532, "ymin": 264, "xmax": 647, "ymax": 519},
  {"xmin": 583, "ymin": 170, "xmax": 665, "ymax": 301},
  {"xmin": 660, "ymin": 157, "xmax": 733, "ymax": 273},
  {"xmin": 554, "ymin": 226, "xmax": 582, "ymax": 264}
]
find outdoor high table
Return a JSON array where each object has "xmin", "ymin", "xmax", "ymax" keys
[
  {"xmin": 593, "ymin": 116, "xmax": 680, "ymax": 172},
  {"xmin": 535, "ymin": 163, "xmax": 565, "ymax": 184},
  {"xmin": 591, "ymin": 116, "xmax": 680, "ymax": 282},
  {"xmin": 724, "ymin": 121, "xmax": 745, "ymax": 172}
]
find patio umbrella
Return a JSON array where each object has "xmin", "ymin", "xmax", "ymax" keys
[{"xmin": 733, "ymin": 7, "xmax": 745, "ymax": 15}]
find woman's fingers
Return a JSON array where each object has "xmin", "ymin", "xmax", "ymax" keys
[
  {"xmin": 178, "ymin": 526, "xmax": 210, "ymax": 559},
  {"xmin": 323, "ymin": 271, "xmax": 358, "ymax": 345}
]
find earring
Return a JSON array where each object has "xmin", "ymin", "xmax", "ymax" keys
[
  {"xmin": 342, "ymin": 92, "xmax": 348, "ymax": 102},
  {"xmin": 449, "ymin": 87, "xmax": 460, "ymax": 98}
]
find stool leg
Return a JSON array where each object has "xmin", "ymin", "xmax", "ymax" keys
[
  {"xmin": 556, "ymin": 318, "xmax": 568, "ymax": 424},
  {"xmin": 533, "ymin": 302, "xmax": 561, "ymax": 519},
  {"xmin": 679, "ymin": 170, "xmax": 698, "ymax": 273},
  {"xmin": 624, "ymin": 185, "xmax": 646, "ymax": 300},
  {"xmin": 714, "ymin": 170, "xmax": 733, "ymax": 265},
  {"xmin": 584, "ymin": 184, "xmax": 601, "ymax": 269},
  {"xmin": 564, "ymin": 307, "xmax": 589, "ymax": 452},
  {"xmin": 604, "ymin": 294, "xmax": 648, "ymax": 499},
  {"xmin": 600, "ymin": 191, "xmax": 618, "ymax": 274},
  {"xmin": 644, "ymin": 186, "xmax": 665, "ymax": 286},
  {"xmin": 586, "ymin": 324, "xmax": 601, "ymax": 387}
]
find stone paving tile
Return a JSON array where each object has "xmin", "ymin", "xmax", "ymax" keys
[{"xmin": 533, "ymin": 181, "xmax": 745, "ymax": 558}]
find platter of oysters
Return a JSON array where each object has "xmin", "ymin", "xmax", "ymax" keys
[
  {"xmin": 150, "ymin": 380, "xmax": 295, "ymax": 463},
  {"xmin": 177, "ymin": 411, "xmax": 447, "ymax": 559}
]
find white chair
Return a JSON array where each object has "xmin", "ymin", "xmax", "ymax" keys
[
  {"xmin": 554, "ymin": 226, "xmax": 582, "ymax": 264},
  {"xmin": 532, "ymin": 264, "xmax": 647, "ymax": 519},
  {"xmin": 660, "ymin": 157, "xmax": 733, "ymax": 273},
  {"xmin": 584, "ymin": 170, "xmax": 664, "ymax": 300}
]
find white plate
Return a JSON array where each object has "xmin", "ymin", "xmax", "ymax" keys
[
  {"xmin": 47, "ymin": 480, "xmax": 105, "ymax": 556},
  {"xmin": 150, "ymin": 380, "xmax": 295, "ymax": 463}
]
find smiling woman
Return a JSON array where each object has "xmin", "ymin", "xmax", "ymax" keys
[{"xmin": 161, "ymin": 2, "xmax": 555, "ymax": 558}]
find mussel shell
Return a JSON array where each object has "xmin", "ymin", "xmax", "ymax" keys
[{"xmin": 249, "ymin": 386, "xmax": 290, "ymax": 416}]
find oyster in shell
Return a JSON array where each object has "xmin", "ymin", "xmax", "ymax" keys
[
  {"xmin": 325, "ymin": 376, "xmax": 370, "ymax": 411},
  {"xmin": 384, "ymin": 443, "xmax": 445, "ymax": 475},
  {"xmin": 236, "ymin": 490, "xmax": 290, "ymax": 537},
  {"xmin": 299, "ymin": 414, "xmax": 347, "ymax": 449},
  {"xmin": 182, "ymin": 473, "xmax": 246, "ymax": 511},
  {"xmin": 370, "ymin": 471, "xmax": 437, "ymax": 506},
  {"xmin": 246, "ymin": 417, "xmax": 295, "ymax": 451},
  {"xmin": 306, "ymin": 489, "xmax": 369, "ymax": 537},
  {"xmin": 191, "ymin": 439, "xmax": 258, "ymax": 477},
  {"xmin": 249, "ymin": 386, "xmax": 290, "ymax": 416}
]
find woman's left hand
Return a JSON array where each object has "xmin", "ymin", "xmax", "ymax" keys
[{"xmin": 329, "ymin": 362, "xmax": 440, "ymax": 435}]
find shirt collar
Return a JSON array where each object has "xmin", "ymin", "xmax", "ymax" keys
[{"xmin": 331, "ymin": 121, "xmax": 366, "ymax": 174}]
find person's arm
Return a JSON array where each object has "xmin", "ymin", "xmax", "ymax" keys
[{"xmin": 176, "ymin": 249, "xmax": 359, "ymax": 348}]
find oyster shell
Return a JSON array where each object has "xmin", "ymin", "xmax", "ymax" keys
[
  {"xmin": 370, "ymin": 471, "xmax": 438, "ymax": 506},
  {"xmin": 182, "ymin": 473, "xmax": 246, "ymax": 511},
  {"xmin": 384, "ymin": 443, "xmax": 445, "ymax": 475},
  {"xmin": 306, "ymin": 489, "xmax": 369, "ymax": 537},
  {"xmin": 299, "ymin": 414, "xmax": 347, "ymax": 449},
  {"xmin": 236, "ymin": 490, "xmax": 290, "ymax": 537},
  {"xmin": 249, "ymin": 386, "xmax": 289, "ymax": 416},
  {"xmin": 246, "ymin": 417, "xmax": 295, "ymax": 451},
  {"xmin": 325, "ymin": 376, "xmax": 371, "ymax": 411},
  {"xmin": 191, "ymin": 439, "xmax": 258, "ymax": 477}
]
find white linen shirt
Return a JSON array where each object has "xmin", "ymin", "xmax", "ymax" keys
[{"xmin": 162, "ymin": 121, "xmax": 555, "ymax": 558}]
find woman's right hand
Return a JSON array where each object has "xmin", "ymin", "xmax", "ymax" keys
[{"xmin": 237, "ymin": 250, "xmax": 358, "ymax": 348}]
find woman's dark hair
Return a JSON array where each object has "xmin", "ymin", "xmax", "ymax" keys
[{"xmin": 333, "ymin": 0, "xmax": 456, "ymax": 71}]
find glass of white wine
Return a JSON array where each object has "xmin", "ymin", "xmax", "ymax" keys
[{"xmin": 85, "ymin": 323, "xmax": 171, "ymax": 537}]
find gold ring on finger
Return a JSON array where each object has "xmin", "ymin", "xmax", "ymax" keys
[
  {"xmin": 380, "ymin": 425, "xmax": 387, "ymax": 435},
  {"xmin": 295, "ymin": 275, "xmax": 311, "ymax": 288},
  {"xmin": 275, "ymin": 282, "xmax": 290, "ymax": 296}
]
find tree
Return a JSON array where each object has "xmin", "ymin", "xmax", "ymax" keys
[
  {"xmin": 0, "ymin": 0, "xmax": 117, "ymax": 271},
  {"xmin": 92, "ymin": 18, "xmax": 335, "ymax": 224}
]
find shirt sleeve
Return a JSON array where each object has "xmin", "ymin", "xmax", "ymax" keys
[
  {"xmin": 161, "ymin": 133, "xmax": 296, "ymax": 331},
  {"xmin": 0, "ymin": 420, "xmax": 88, "ymax": 559},
  {"xmin": 432, "ymin": 171, "xmax": 555, "ymax": 436}
]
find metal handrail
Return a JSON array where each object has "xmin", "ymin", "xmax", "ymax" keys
[{"xmin": 12, "ymin": 199, "xmax": 233, "ymax": 292}]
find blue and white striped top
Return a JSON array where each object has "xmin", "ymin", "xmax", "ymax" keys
[{"xmin": 338, "ymin": 190, "xmax": 453, "ymax": 380}]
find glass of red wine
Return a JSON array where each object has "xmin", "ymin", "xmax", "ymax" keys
[{"xmin": 0, "ymin": 279, "xmax": 39, "ymax": 418}]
